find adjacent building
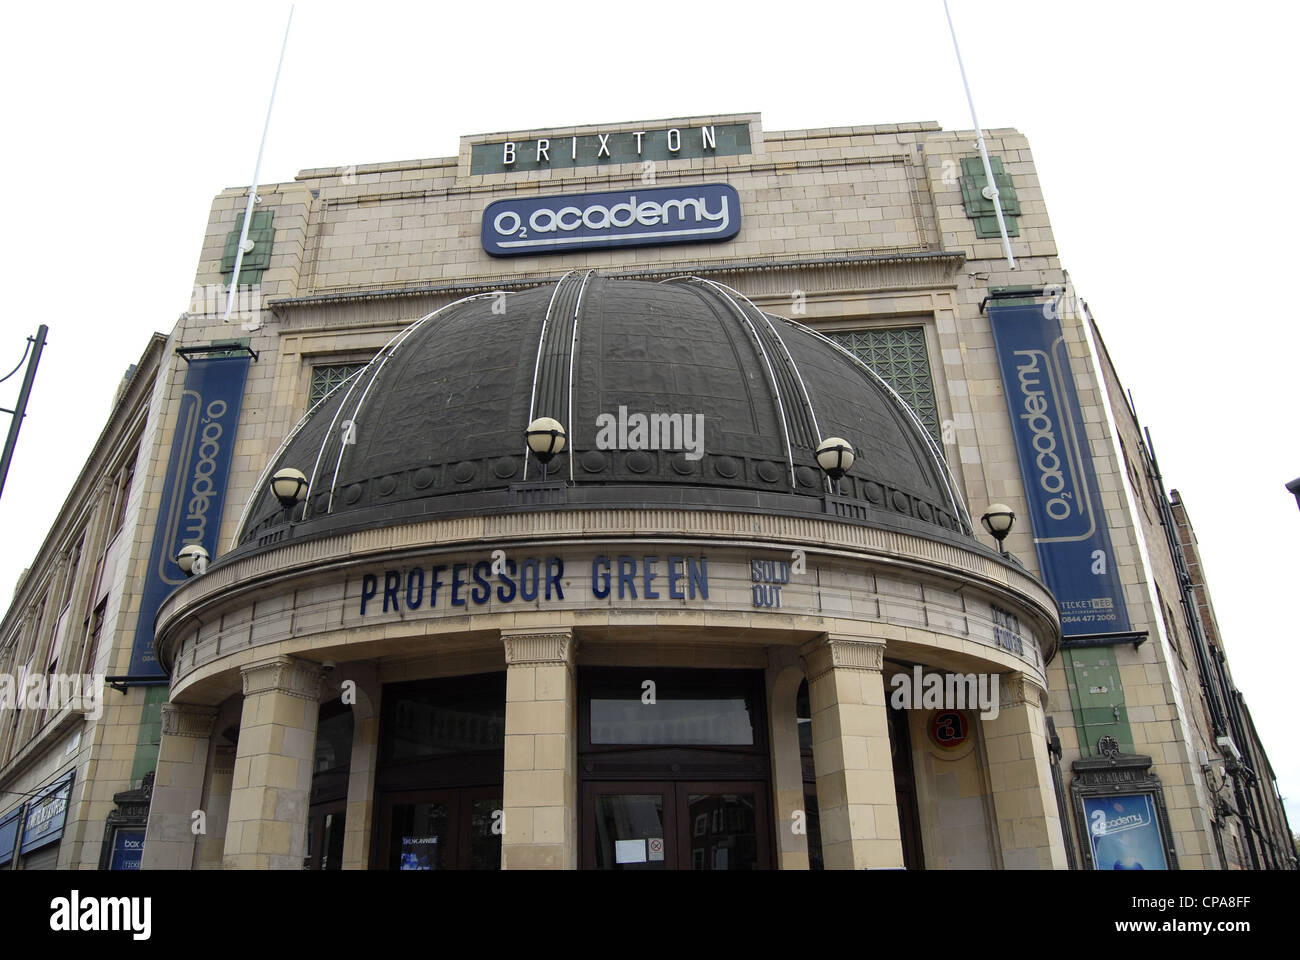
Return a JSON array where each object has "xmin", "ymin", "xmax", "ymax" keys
[{"xmin": 0, "ymin": 112, "xmax": 1291, "ymax": 869}]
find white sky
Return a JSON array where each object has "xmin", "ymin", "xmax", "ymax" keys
[{"xmin": 1, "ymin": 1, "xmax": 1296, "ymax": 835}]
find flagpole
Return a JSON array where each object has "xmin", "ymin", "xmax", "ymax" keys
[
  {"xmin": 224, "ymin": 4, "xmax": 295, "ymax": 324},
  {"xmin": 943, "ymin": 0, "xmax": 1016, "ymax": 269}
]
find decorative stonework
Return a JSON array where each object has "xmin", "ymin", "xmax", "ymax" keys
[
  {"xmin": 997, "ymin": 671, "xmax": 1046, "ymax": 708},
  {"xmin": 799, "ymin": 635, "xmax": 885, "ymax": 683},
  {"xmin": 502, "ymin": 629, "xmax": 574, "ymax": 667},
  {"xmin": 239, "ymin": 656, "xmax": 325, "ymax": 702},
  {"xmin": 159, "ymin": 703, "xmax": 218, "ymax": 739}
]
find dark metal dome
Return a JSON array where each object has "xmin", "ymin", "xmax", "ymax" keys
[{"xmin": 234, "ymin": 274, "xmax": 972, "ymax": 550}]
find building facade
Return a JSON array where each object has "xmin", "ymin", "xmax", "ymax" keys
[{"xmin": 0, "ymin": 112, "xmax": 1291, "ymax": 869}]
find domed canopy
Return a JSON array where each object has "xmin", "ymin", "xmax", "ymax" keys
[{"xmin": 236, "ymin": 274, "xmax": 972, "ymax": 550}]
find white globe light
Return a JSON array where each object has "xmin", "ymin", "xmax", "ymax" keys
[
  {"xmin": 980, "ymin": 503, "xmax": 1016, "ymax": 541},
  {"xmin": 815, "ymin": 437, "xmax": 855, "ymax": 480},
  {"xmin": 176, "ymin": 543, "xmax": 210, "ymax": 577},
  {"xmin": 525, "ymin": 417, "xmax": 566, "ymax": 463},
  {"xmin": 270, "ymin": 467, "xmax": 309, "ymax": 508}
]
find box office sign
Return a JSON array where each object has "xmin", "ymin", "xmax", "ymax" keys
[
  {"xmin": 130, "ymin": 355, "xmax": 250, "ymax": 677},
  {"xmin": 481, "ymin": 183, "xmax": 741, "ymax": 256},
  {"xmin": 109, "ymin": 829, "xmax": 145, "ymax": 870},
  {"xmin": 21, "ymin": 772, "xmax": 73, "ymax": 855},
  {"xmin": 988, "ymin": 302, "xmax": 1131, "ymax": 637}
]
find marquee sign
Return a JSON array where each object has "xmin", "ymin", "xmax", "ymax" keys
[
  {"xmin": 481, "ymin": 183, "xmax": 741, "ymax": 257},
  {"xmin": 988, "ymin": 302, "xmax": 1131, "ymax": 637}
]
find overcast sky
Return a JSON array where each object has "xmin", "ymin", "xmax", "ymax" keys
[{"xmin": 1, "ymin": 1, "xmax": 1296, "ymax": 832}]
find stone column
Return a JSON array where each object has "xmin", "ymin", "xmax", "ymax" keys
[
  {"xmin": 980, "ymin": 672, "xmax": 1069, "ymax": 870},
  {"xmin": 141, "ymin": 703, "xmax": 216, "ymax": 869},
  {"xmin": 222, "ymin": 657, "xmax": 324, "ymax": 870},
  {"xmin": 501, "ymin": 629, "xmax": 576, "ymax": 870},
  {"xmin": 798, "ymin": 635, "xmax": 903, "ymax": 870},
  {"xmin": 766, "ymin": 647, "xmax": 810, "ymax": 869},
  {"xmin": 340, "ymin": 662, "xmax": 380, "ymax": 870}
]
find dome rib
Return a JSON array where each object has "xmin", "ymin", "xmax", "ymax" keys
[{"xmin": 672, "ymin": 277, "xmax": 798, "ymax": 490}]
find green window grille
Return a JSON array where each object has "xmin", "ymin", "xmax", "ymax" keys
[
  {"xmin": 221, "ymin": 209, "xmax": 275, "ymax": 285},
  {"xmin": 309, "ymin": 362, "xmax": 367, "ymax": 406},
  {"xmin": 824, "ymin": 327, "xmax": 941, "ymax": 443},
  {"xmin": 959, "ymin": 156, "xmax": 1020, "ymax": 239}
]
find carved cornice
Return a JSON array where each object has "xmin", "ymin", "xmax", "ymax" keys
[
  {"xmin": 799, "ymin": 635, "xmax": 886, "ymax": 683},
  {"xmin": 501, "ymin": 629, "xmax": 574, "ymax": 667},
  {"xmin": 240, "ymin": 656, "xmax": 326, "ymax": 702},
  {"xmin": 997, "ymin": 671, "xmax": 1047, "ymax": 709},
  {"xmin": 160, "ymin": 703, "xmax": 218, "ymax": 739}
]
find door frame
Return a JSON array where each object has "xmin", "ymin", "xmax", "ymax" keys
[
  {"xmin": 580, "ymin": 779, "xmax": 772, "ymax": 869},
  {"xmin": 375, "ymin": 785, "xmax": 502, "ymax": 870}
]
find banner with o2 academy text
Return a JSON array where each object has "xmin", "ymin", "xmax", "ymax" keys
[
  {"xmin": 988, "ymin": 302, "xmax": 1131, "ymax": 637},
  {"xmin": 128, "ymin": 355, "xmax": 249, "ymax": 677}
]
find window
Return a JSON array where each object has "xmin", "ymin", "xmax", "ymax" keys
[
  {"xmin": 308, "ymin": 362, "xmax": 367, "ymax": 407},
  {"xmin": 111, "ymin": 461, "xmax": 134, "ymax": 538},
  {"xmin": 824, "ymin": 327, "xmax": 941, "ymax": 443}
]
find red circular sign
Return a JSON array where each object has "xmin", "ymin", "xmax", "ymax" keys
[{"xmin": 928, "ymin": 710, "xmax": 970, "ymax": 750}]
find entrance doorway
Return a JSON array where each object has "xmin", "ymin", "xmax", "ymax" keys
[
  {"xmin": 578, "ymin": 668, "xmax": 773, "ymax": 870},
  {"xmin": 372, "ymin": 672, "xmax": 505, "ymax": 870},
  {"xmin": 582, "ymin": 780, "xmax": 771, "ymax": 869},
  {"xmin": 379, "ymin": 787, "xmax": 502, "ymax": 870}
]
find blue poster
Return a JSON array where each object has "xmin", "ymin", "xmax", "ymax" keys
[
  {"xmin": 988, "ymin": 302, "xmax": 1131, "ymax": 636},
  {"xmin": 0, "ymin": 807, "xmax": 22, "ymax": 866},
  {"xmin": 1083, "ymin": 793, "xmax": 1168, "ymax": 870},
  {"xmin": 109, "ymin": 829, "xmax": 145, "ymax": 870},
  {"xmin": 128, "ymin": 355, "xmax": 250, "ymax": 676},
  {"xmin": 482, "ymin": 183, "xmax": 741, "ymax": 256}
]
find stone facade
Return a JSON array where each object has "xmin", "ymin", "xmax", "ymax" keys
[{"xmin": 1, "ymin": 113, "xmax": 1290, "ymax": 870}]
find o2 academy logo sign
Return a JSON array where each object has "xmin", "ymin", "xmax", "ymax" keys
[{"xmin": 481, "ymin": 183, "xmax": 741, "ymax": 257}]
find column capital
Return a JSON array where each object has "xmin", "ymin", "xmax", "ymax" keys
[
  {"xmin": 160, "ymin": 702, "xmax": 218, "ymax": 739},
  {"xmin": 997, "ymin": 671, "xmax": 1047, "ymax": 708},
  {"xmin": 798, "ymin": 634, "xmax": 885, "ymax": 683},
  {"xmin": 240, "ymin": 656, "xmax": 325, "ymax": 702},
  {"xmin": 501, "ymin": 628, "xmax": 575, "ymax": 667}
]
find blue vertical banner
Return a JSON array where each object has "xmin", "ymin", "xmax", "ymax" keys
[
  {"xmin": 128, "ymin": 355, "xmax": 250, "ymax": 677},
  {"xmin": 988, "ymin": 302, "xmax": 1131, "ymax": 637}
]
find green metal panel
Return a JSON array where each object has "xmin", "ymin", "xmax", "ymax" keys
[
  {"xmin": 130, "ymin": 685, "xmax": 169, "ymax": 786},
  {"xmin": 221, "ymin": 209, "xmax": 274, "ymax": 285},
  {"xmin": 959, "ymin": 156, "xmax": 1020, "ymax": 238},
  {"xmin": 1063, "ymin": 645, "xmax": 1134, "ymax": 756}
]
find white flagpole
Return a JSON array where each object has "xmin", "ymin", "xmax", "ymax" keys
[
  {"xmin": 943, "ymin": 0, "xmax": 1016, "ymax": 269},
  {"xmin": 224, "ymin": 4, "xmax": 295, "ymax": 324}
]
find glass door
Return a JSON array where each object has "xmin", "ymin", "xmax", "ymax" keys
[
  {"xmin": 380, "ymin": 787, "xmax": 502, "ymax": 870},
  {"xmin": 306, "ymin": 800, "xmax": 347, "ymax": 870},
  {"xmin": 582, "ymin": 781, "xmax": 770, "ymax": 869},
  {"xmin": 677, "ymin": 783, "xmax": 767, "ymax": 871}
]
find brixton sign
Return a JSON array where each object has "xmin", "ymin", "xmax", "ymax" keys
[{"xmin": 481, "ymin": 183, "xmax": 741, "ymax": 257}]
